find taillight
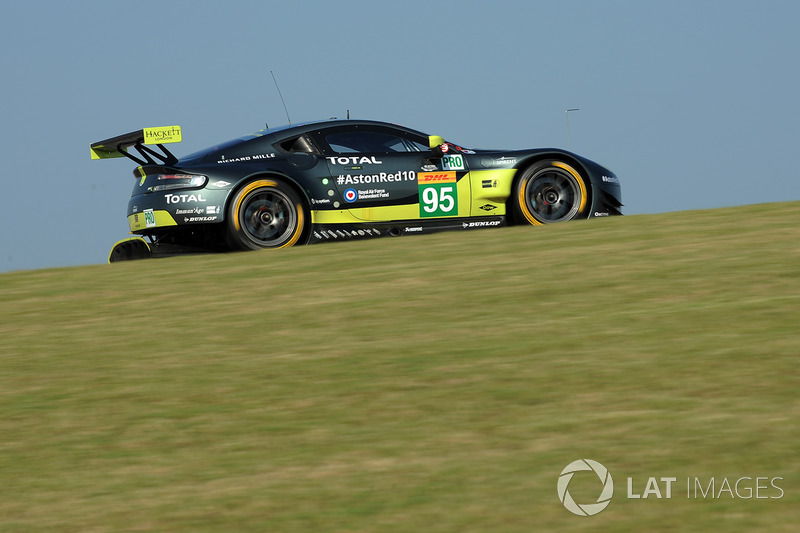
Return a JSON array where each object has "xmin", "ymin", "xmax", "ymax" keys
[{"xmin": 147, "ymin": 174, "xmax": 207, "ymax": 191}]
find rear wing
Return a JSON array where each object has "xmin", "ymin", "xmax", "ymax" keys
[{"xmin": 90, "ymin": 126, "xmax": 182, "ymax": 165}]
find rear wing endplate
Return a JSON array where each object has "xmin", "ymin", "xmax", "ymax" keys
[{"xmin": 91, "ymin": 125, "xmax": 182, "ymax": 165}]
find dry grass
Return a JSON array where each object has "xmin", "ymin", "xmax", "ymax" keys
[{"xmin": 1, "ymin": 203, "xmax": 799, "ymax": 531}]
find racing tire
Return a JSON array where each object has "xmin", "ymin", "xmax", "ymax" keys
[
  {"xmin": 513, "ymin": 160, "xmax": 588, "ymax": 225},
  {"xmin": 108, "ymin": 238, "xmax": 151, "ymax": 263},
  {"xmin": 227, "ymin": 179, "xmax": 306, "ymax": 250}
]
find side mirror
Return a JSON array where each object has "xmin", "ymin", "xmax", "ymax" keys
[{"xmin": 428, "ymin": 135, "xmax": 445, "ymax": 158}]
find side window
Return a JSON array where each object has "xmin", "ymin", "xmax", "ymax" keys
[
  {"xmin": 277, "ymin": 135, "xmax": 319, "ymax": 154},
  {"xmin": 326, "ymin": 131, "xmax": 426, "ymax": 153}
]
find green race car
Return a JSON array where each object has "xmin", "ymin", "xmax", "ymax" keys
[{"xmin": 91, "ymin": 119, "xmax": 622, "ymax": 261}]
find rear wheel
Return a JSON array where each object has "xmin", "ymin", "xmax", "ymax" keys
[
  {"xmin": 513, "ymin": 160, "xmax": 588, "ymax": 225},
  {"xmin": 227, "ymin": 179, "xmax": 306, "ymax": 249}
]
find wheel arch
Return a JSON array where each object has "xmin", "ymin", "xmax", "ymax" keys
[
  {"xmin": 225, "ymin": 171, "xmax": 313, "ymax": 246},
  {"xmin": 507, "ymin": 153, "xmax": 593, "ymax": 225}
]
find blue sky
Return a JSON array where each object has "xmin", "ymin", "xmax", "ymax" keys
[{"xmin": 1, "ymin": 0, "xmax": 798, "ymax": 272}]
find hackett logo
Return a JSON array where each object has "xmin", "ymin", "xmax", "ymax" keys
[{"xmin": 143, "ymin": 126, "xmax": 182, "ymax": 145}]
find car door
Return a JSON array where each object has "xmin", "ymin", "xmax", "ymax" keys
[{"xmin": 312, "ymin": 125, "xmax": 470, "ymax": 222}]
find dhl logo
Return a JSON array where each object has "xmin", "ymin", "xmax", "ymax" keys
[{"xmin": 418, "ymin": 171, "xmax": 456, "ymax": 183}]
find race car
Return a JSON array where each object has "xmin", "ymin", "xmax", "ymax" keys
[{"xmin": 91, "ymin": 119, "xmax": 622, "ymax": 262}]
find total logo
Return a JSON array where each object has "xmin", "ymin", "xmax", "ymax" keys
[
  {"xmin": 327, "ymin": 156, "xmax": 382, "ymax": 165},
  {"xmin": 343, "ymin": 188, "xmax": 358, "ymax": 203},
  {"xmin": 165, "ymin": 193, "xmax": 206, "ymax": 204}
]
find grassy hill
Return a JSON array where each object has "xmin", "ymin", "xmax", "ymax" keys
[{"xmin": 1, "ymin": 203, "xmax": 798, "ymax": 531}]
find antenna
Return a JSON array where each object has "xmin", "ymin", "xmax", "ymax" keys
[
  {"xmin": 565, "ymin": 108, "xmax": 579, "ymax": 150},
  {"xmin": 271, "ymin": 70, "xmax": 291, "ymax": 125}
]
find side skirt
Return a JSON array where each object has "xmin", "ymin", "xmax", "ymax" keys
[{"xmin": 308, "ymin": 216, "xmax": 507, "ymax": 244}]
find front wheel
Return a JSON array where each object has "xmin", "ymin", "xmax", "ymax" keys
[
  {"xmin": 227, "ymin": 179, "xmax": 306, "ymax": 250},
  {"xmin": 513, "ymin": 160, "xmax": 588, "ymax": 225}
]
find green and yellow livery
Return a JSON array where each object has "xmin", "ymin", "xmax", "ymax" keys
[{"xmin": 91, "ymin": 119, "xmax": 622, "ymax": 261}]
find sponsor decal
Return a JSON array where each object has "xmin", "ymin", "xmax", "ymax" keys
[
  {"xmin": 217, "ymin": 154, "xmax": 275, "ymax": 164},
  {"xmin": 315, "ymin": 227, "xmax": 381, "ymax": 240},
  {"xmin": 184, "ymin": 216, "xmax": 218, "ymax": 223},
  {"xmin": 354, "ymin": 188, "xmax": 389, "ymax": 200},
  {"xmin": 441, "ymin": 154, "xmax": 465, "ymax": 171},
  {"xmin": 175, "ymin": 207, "xmax": 205, "ymax": 215},
  {"xmin": 211, "ymin": 180, "xmax": 231, "ymax": 187},
  {"xmin": 594, "ymin": 211, "xmax": 610, "ymax": 217},
  {"xmin": 207, "ymin": 206, "xmax": 220, "ymax": 215},
  {"xmin": 461, "ymin": 220, "xmax": 501, "ymax": 228},
  {"xmin": 327, "ymin": 156, "xmax": 383, "ymax": 165},
  {"xmin": 481, "ymin": 156, "xmax": 517, "ymax": 168},
  {"xmin": 344, "ymin": 188, "xmax": 358, "ymax": 203},
  {"xmin": 144, "ymin": 209, "xmax": 156, "ymax": 228},
  {"xmin": 165, "ymin": 193, "xmax": 206, "ymax": 204},
  {"xmin": 143, "ymin": 126, "xmax": 181, "ymax": 145},
  {"xmin": 311, "ymin": 198, "xmax": 332, "ymax": 205},
  {"xmin": 418, "ymin": 171, "xmax": 456, "ymax": 184},
  {"xmin": 419, "ymin": 172, "xmax": 458, "ymax": 218},
  {"xmin": 336, "ymin": 171, "xmax": 415, "ymax": 185},
  {"xmin": 404, "ymin": 227, "xmax": 423, "ymax": 233},
  {"xmin": 602, "ymin": 175, "xmax": 620, "ymax": 184},
  {"xmin": 479, "ymin": 204, "xmax": 498, "ymax": 212},
  {"xmin": 444, "ymin": 143, "xmax": 474, "ymax": 154},
  {"xmin": 482, "ymin": 179, "xmax": 498, "ymax": 188},
  {"xmin": 494, "ymin": 156, "xmax": 517, "ymax": 166},
  {"xmin": 422, "ymin": 164, "xmax": 438, "ymax": 172}
]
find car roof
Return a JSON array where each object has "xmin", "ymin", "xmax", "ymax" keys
[
  {"xmin": 254, "ymin": 119, "xmax": 429, "ymax": 139},
  {"xmin": 177, "ymin": 119, "xmax": 431, "ymax": 164}
]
